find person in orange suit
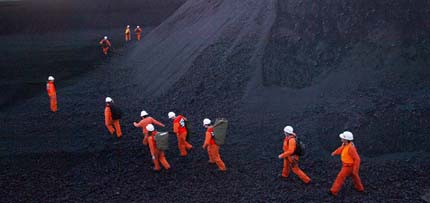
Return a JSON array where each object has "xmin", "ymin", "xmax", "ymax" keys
[
  {"xmin": 99, "ymin": 36, "xmax": 111, "ymax": 55},
  {"xmin": 134, "ymin": 26, "xmax": 142, "ymax": 41},
  {"xmin": 202, "ymin": 118, "xmax": 226, "ymax": 171},
  {"xmin": 168, "ymin": 112, "xmax": 193, "ymax": 157},
  {"xmin": 278, "ymin": 126, "xmax": 311, "ymax": 184},
  {"xmin": 330, "ymin": 131, "xmax": 364, "ymax": 196},
  {"xmin": 146, "ymin": 124, "xmax": 171, "ymax": 172},
  {"xmin": 104, "ymin": 97, "xmax": 122, "ymax": 138},
  {"xmin": 133, "ymin": 110, "xmax": 165, "ymax": 145},
  {"xmin": 125, "ymin": 25, "xmax": 131, "ymax": 42},
  {"xmin": 46, "ymin": 76, "xmax": 57, "ymax": 112}
]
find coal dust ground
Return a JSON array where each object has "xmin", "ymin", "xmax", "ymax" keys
[{"xmin": 1, "ymin": 0, "xmax": 430, "ymax": 202}]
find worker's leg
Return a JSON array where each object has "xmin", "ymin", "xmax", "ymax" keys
[
  {"xmin": 282, "ymin": 158, "xmax": 291, "ymax": 178},
  {"xmin": 182, "ymin": 132, "xmax": 193, "ymax": 150},
  {"xmin": 142, "ymin": 135, "xmax": 148, "ymax": 146},
  {"xmin": 105, "ymin": 122, "xmax": 115, "ymax": 135},
  {"xmin": 291, "ymin": 163, "xmax": 311, "ymax": 183},
  {"xmin": 152, "ymin": 153, "xmax": 161, "ymax": 171},
  {"xmin": 207, "ymin": 146, "xmax": 215, "ymax": 163},
  {"xmin": 330, "ymin": 166, "xmax": 352, "ymax": 196},
  {"xmin": 137, "ymin": 34, "xmax": 141, "ymax": 41},
  {"xmin": 351, "ymin": 172, "xmax": 364, "ymax": 192},
  {"xmin": 113, "ymin": 120, "xmax": 122, "ymax": 138},
  {"xmin": 212, "ymin": 145, "xmax": 226, "ymax": 171},
  {"xmin": 159, "ymin": 151, "xmax": 171, "ymax": 170},
  {"xmin": 50, "ymin": 95, "xmax": 57, "ymax": 112},
  {"xmin": 177, "ymin": 134, "xmax": 187, "ymax": 156},
  {"xmin": 103, "ymin": 47, "xmax": 109, "ymax": 55}
]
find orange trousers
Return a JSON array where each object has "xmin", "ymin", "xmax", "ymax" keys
[
  {"xmin": 330, "ymin": 165, "xmax": 364, "ymax": 195},
  {"xmin": 125, "ymin": 33, "xmax": 131, "ymax": 41},
  {"xmin": 207, "ymin": 144, "xmax": 226, "ymax": 171},
  {"xmin": 106, "ymin": 119, "xmax": 122, "ymax": 138},
  {"xmin": 102, "ymin": 47, "xmax": 109, "ymax": 55},
  {"xmin": 49, "ymin": 95, "xmax": 57, "ymax": 112},
  {"xmin": 153, "ymin": 151, "xmax": 170, "ymax": 171},
  {"xmin": 136, "ymin": 34, "xmax": 141, "ymax": 41},
  {"xmin": 177, "ymin": 132, "xmax": 193, "ymax": 156},
  {"xmin": 282, "ymin": 157, "xmax": 311, "ymax": 183}
]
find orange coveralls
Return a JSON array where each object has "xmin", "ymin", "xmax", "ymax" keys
[
  {"xmin": 125, "ymin": 27, "xmax": 131, "ymax": 41},
  {"xmin": 46, "ymin": 81, "xmax": 57, "ymax": 112},
  {"xmin": 134, "ymin": 27, "xmax": 142, "ymax": 41},
  {"xmin": 173, "ymin": 115, "xmax": 193, "ymax": 156},
  {"xmin": 330, "ymin": 142, "xmax": 364, "ymax": 196},
  {"xmin": 134, "ymin": 117, "xmax": 165, "ymax": 145},
  {"xmin": 148, "ymin": 131, "xmax": 170, "ymax": 171},
  {"xmin": 99, "ymin": 39, "xmax": 111, "ymax": 55},
  {"xmin": 104, "ymin": 104, "xmax": 122, "ymax": 138},
  {"xmin": 203, "ymin": 127, "xmax": 226, "ymax": 171},
  {"xmin": 278, "ymin": 134, "xmax": 311, "ymax": 183}
]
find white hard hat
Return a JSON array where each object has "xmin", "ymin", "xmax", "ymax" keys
[
  {"xmin": 168, "ymin": 112, "xmax": 176, "ymax": 119},
  {"xmin": 137, "ymin": 26, "xmax": 140, "ymax": 28},
  {"xmin": 127, "ymin": 25, "xmax": 130, "ymax": 27},
  {"xmin": 203, "ymin": 118, "xmax": 211, "ymax": 125},
  {"xmin": 340, "ymin": 131, "xmax": 354, "ymax": 141},
  {"xmin": 105, "ymin": 97, "xmax": 113, "ymax": 103},
  {"xmin": 140, "ymin": 110, "xmax": 148, "ymax": 117},
  {"xmin": 284, "ymin": 126, "xmax": 294, "ymax": 134},
  {"xmin": 48, "ymin": 76, "xmax": 55, "ymax": 81},
  {"xmin": 146, "ymin": 124, "xmax": 155, "ymax": 132},
  {"xmin": 104, "ymin": 36, "xmax": 108, "ymax": 40}
]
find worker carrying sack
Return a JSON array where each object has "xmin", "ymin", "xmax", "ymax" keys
[
  {"xmin": 109, "ymin": 104, "xmax": 122, "ymax": 120},
  {"xmin": 213, "ymin": 118, "xmax": 228, "ymax": 145},
  {"xmin": 293, "ymin": 137, "xmax": 305, "ymax": 156},
  {"xmin": 155, "ymin": 132, "xmax": 169, "ymax": 150}
]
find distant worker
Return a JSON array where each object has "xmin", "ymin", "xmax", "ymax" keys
[
  {"xmin": 104, "ymin": 97, "xmax": 122, "ymax": 138},
  {"xmin": 134, "ymin": 26, "xmax": 142, "ymax": 41},
  {"xmin": 278, "ymin": 126, "xmax": 311, "ymax": 184},
  {"xmin": 202, "ymin": 118, "xmax": 226, "ymax": 171},
  {"xmin": 146, "ymin": 124, "xmax": 171, "ymax": 171},
  {"xmin": 330, "ymin": 131, "xmax": 364, "ymax": 196},
  {"xmin": 46, "ymin": 76, "xmax": 57, "ymax": 112},
  {"xmin": 133, "ymin": 110, "xmax": 165, "ymax": 145},
  {"xmin": 99, "ymin": 36, "xmax": 111, "ymax": 55},
  {"xmin": 168, "ymin": 112, "xmax": 193, "ymax": 156},
  {"xmin": 125, "ymin": 25, "xmax": 131, "ymax": 42}
]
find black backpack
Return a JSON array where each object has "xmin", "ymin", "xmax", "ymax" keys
[
  {"xmin": 109, "ymin": 104, "xmax": 122, "ymax": 120},
  {"xmin": 292, "ymin": 137, "xmax": 305, "ymax": 156},
  {"xmin": 184, "ymin": 119, "xmax": 192, "ymax": 141}
]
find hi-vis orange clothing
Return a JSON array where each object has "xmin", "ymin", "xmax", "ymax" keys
[
  {"xmin": 148, "ymin": 131, "xmax": 170, "ymax": 171},
  {"xmin": 125, "ymin": 27, "xmax": 131, "ymax": 41},
  {"xmin": 134, "ymin": 117, "xmax": 165, "ymax": 145},
  {"xmin": 99, "ymin": 39, "xmax": 111, "ymax": 55},
  {"xmin": 46, "ymin": 81, "xmax": 57, "ymax": 112},
  {"xmin": 134, "ymin": 27, "xmax": 142, "ymax": 41},
  {"xmin": 173, "ymin": 115, "xmax": 193, "ymax": 156},
  {"xmin": 203, "ymin": 127, "xmax": 226, "ymax": 171},
  {"xmin": 104, "ymin": 104, "xmax": 122, "ymax": 138},
  {"xmin": 278, "ymin": 134, "xmax": 311, "ymax": 183},
  {"xmin": 330, "ymin": 142, "xmax": 364, "ymax": 196}
]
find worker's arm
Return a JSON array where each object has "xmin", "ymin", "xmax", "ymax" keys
[
  {"xmin": 104, "ymin": 107, "xmax": 112, "ymax": 126},
  {"xmin": 331, "ymin": 144, "xmax": 344, "ymax": 156},
  {"xmin": 202, "ymin": 130, "xmax": 211, "ymax": 149},
  {"xmin": 350, "ymin": 146, "xmax": 361, "ymax": 175},
  {"xmin": 133, "ymin": 120, "xmax": 142, "ymax": 127},
  {"xmin": 279, "ymin": 138, "xmax": 296, "ymax": 159},
  {"xmin": 151, "ymin": 118, "xmax": 165, "ymax": 128}
]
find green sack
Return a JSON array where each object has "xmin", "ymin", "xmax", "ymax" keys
[
  {"xmin": 155, "ymin": 132, "xmax": 169, "ymax": 150},
  {"xmin": 213, "ymin": 118, "xmax": 228, "ymax": 145}
]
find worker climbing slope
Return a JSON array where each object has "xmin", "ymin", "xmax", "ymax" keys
[
  {"xmin": 202, "ymin": 118, "xmax": 226, "ymax": 171},
  {"xmin": 146, "ymin": 124, "xmax": 171, "ymax": 172},
  {"xmin": 168, "ymin": 112, "xmax": 193, "ymax": 157},
  {"xmin": 99, "ymin": 36, "xmax": 111, "ymax": 55},
  {"xmin": 125, "ymin": 25, "xmax": 131, "ymax": 42},
  {"xmin": 133, "ymin": 110, "xmax": 165, "ymax": 145},
  {"xmin": 46, "ymin": 76, "xmax": 57, "ymax": 112},
  {"xmin": 330, "ymin": 131, "xmax": 364, "ymax": 196},
  {"xmin": 104, "ymin": 97, "xmax": 122, "ymax": 138},
  {"xmin": 278, "ymin": 126, "xmax": 311, "ymax": 184},
  {"xmin": 134, "ymin": 26, "xmax": 143, "ymax": 41}
]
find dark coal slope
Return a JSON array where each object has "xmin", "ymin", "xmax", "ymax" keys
[{"xmin": 1, "ymin": 0, "xmax": 430, "ymax": 202}]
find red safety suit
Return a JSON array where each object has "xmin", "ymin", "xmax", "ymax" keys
[
  {"xmin": 278, "ymin": 133, "xmax": 311, "ymax": 183},
  {"xmin": 99, "ymin": 39, "xmax": 111, "ymax": 55},
  {"xmin": 203, "ymin": 126, "xmax": 226, "ymax": 171},
  {"xmin": 134, "ymin": 27, "xmax": 142, "ymax": 41},
  {"xmin": 104, "ymin": 104, "xmax": 122, "ymax": 138},
  {"xmin": 134, "ymin": 117, "xmax": 165, "ymax": 145},
  {"xmin": 148, "ymin": 131, "xmax": 170, "ymax": 171},
  {"xmin": 46, "ymin": 81, "xmax": 57, "ymax": 112}
]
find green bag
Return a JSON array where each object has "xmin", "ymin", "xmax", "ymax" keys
[
  {"xmin": 213, "ymin": 118, "xmax": 228, "ymax": 145},
  {"xmin": 154, "ymin": 132, "xmax": 169, "ymax": 150}
]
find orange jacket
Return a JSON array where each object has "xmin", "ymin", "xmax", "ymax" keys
[
  {"xmin": 46, "ymin": 81, "xmax": 56, "ymax": 96},
  {"xmin": 332, "ymin": 142, "xmax": 361, "ymax": 173},
  {"xmin": 279, "ymin": 133, "xmax": 297, "ymax": 159},
  {"xmin": 173, "ymin": 115, "xmax": 187, "ymax": 134},
  {"xmin": 203, "ymin": 127, "xmax": 215, "ymax": 148},
  {"xmin": 134, "ymin": 117, "xmax": 165, "ymax": 136},
  {"xmin": 99, "ymin": 39, "xmax": 111, "ymax": 47},
  {"xmin": 134, "ymin": 27, "xmax": 142, "ymax": 33}
]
